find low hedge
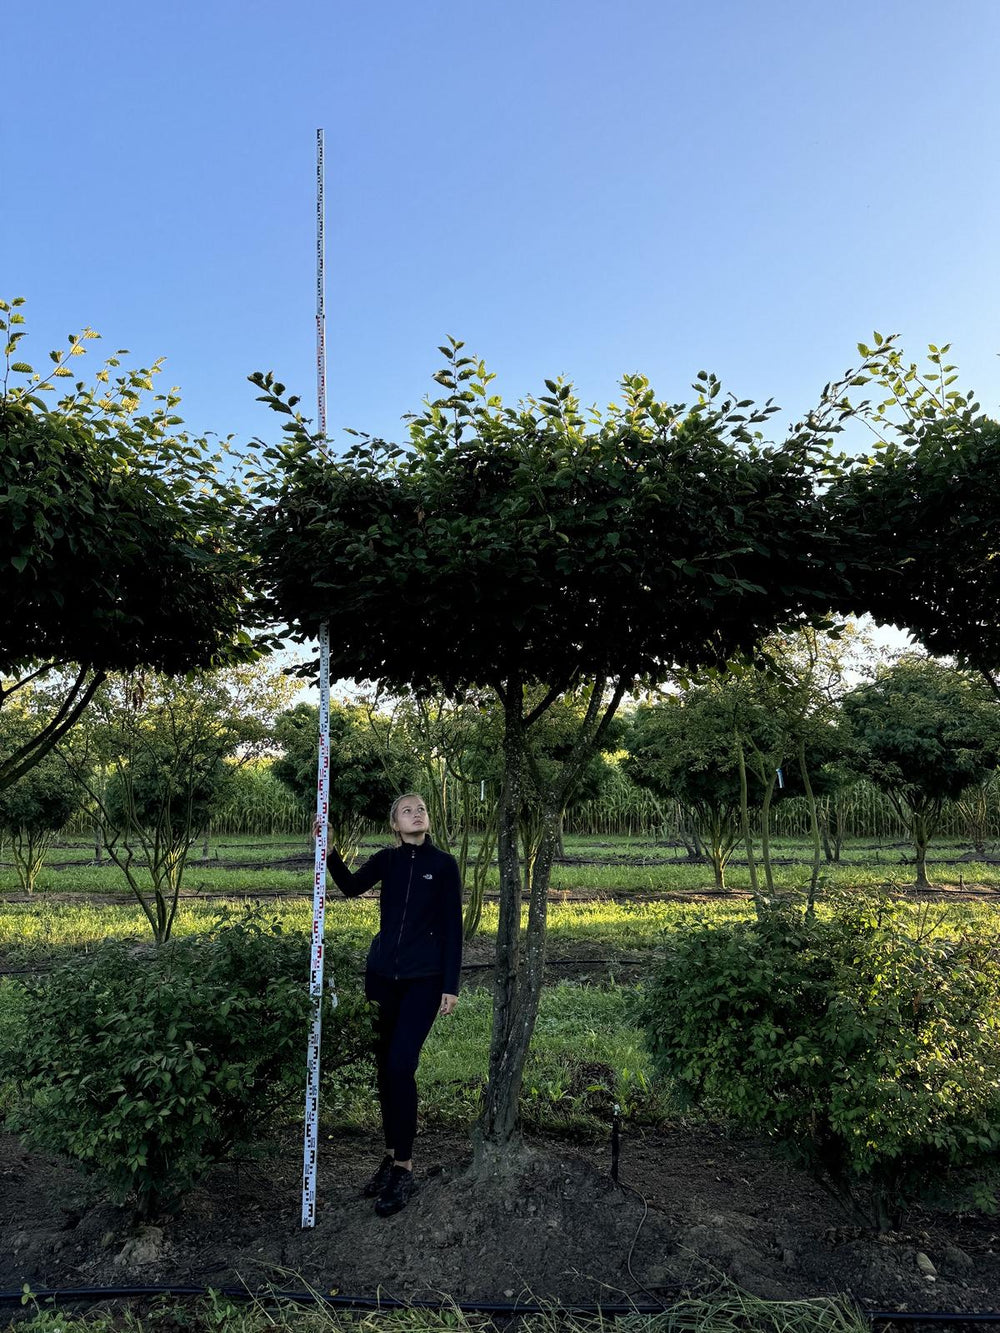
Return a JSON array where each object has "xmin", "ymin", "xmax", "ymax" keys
[
  {"xmin": 0, "ymin": 909, "xmax": 371, "ymax": 1214},
  {"xmin": 637, "ymin": 898, "xmax": 1000, "ymax": 1229}
]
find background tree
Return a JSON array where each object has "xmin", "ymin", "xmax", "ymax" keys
[
  {"xmin": 250, "ymin": 340, "xmax": 868, "ymax": 1162},
  {"xmin": 841, "ymin": 656, "xmax": 1000, "ymax": 888},
  {"xmin": 272, "ymin": 699, "xmax": 416, "ymax": 861},
  {"xmin": 0, "ymin": 297, "xmax": 257, "ymax": 793},
  {"xmin": 625, "ymin": 690, "xmax": 743, "ymax": 891},
  {"xmin": 62, "ymin": 664, "xmax": 296, "ymax": 941},
  {"xmin": 734, "ymin": 623, "xmax": 869, "ymax": 902},
  {"xmin": 0, "ymin": 704, "xmax": 81, "ymax": 892}
]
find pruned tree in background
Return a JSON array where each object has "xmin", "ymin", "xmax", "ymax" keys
[
  {"xmin": 626, "ymin": 689, "xmax": 744, "ymax": 892},
  {"xmin": 272, "ymin": 698, "xmax": 416, "ymax": 861},
  {"xmin": 0, "ymin": 700, "xmax": 82, "ymax": 892}
]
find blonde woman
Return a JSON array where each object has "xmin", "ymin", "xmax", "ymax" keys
[{"xmin": 317, "ymin": 793, "xmax": 462, "ymax": 1216}]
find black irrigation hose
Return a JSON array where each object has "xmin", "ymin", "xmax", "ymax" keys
[
  {"xmin": 868, "ymin": 1315, "xmax": 1000, "ymax": 1326},
  {"xmin": 0, "ymin": 1283, "xmax": 672, "ymax": 1317},
  {"xmin": 4, "ymin": 1285, "xmax": 1000, "ymax": 1326}
]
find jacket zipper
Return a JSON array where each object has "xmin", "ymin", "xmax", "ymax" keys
[{"xmin": 393, "ymin": 847, "xmax": 417, "ymax": 979}]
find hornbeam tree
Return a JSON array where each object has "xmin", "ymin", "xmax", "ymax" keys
[
  {"xmin": 249, "ymin": 340, "xmax": 865, "ymax": 1165},
  {"xmin": 0, "ymin": 298, "xmax": 257, "ymax": 791}
]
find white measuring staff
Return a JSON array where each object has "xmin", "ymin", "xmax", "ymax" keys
[{"xmin": 301, "ymin": 127, "xmax": 333, "ymax": 1230}]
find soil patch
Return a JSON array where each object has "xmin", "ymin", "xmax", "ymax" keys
[{"xmin": 3, "ymin": 1123, "xmax": 1000, "ymax": 1314}]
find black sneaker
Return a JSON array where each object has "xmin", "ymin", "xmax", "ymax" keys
[
  {"xmin": 362, "ymin": 1154, "xmax": 395, "ymax": 1198},
  {"xmin": 374, "ymin": 1165, "xmax": 415, "ymax": 1217}
]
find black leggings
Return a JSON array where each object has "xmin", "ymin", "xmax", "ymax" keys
[{"xmin": 365, "ymin": 972, "xmax": 442, "ymax": 1161}]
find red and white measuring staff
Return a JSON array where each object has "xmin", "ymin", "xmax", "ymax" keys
[{"xmin": 302, "ymin": 127, "xmax": 333, "ymax": 1230}]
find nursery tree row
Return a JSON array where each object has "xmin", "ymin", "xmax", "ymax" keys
[{"xmin": 3, "ymin": 299, "xmax": 999, "ymax": 1160}]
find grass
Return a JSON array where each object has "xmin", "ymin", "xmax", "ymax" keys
[
  {"xmin": 410, "ymin": 981, "xmax": 668, "ymax": 1130},
  {"xmin": 5, "ymin": 833, "xmax": 1000, "ymax": 898}
]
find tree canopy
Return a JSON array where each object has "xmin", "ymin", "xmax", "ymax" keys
[
  {"xmin": 250, "ymin": 341, "xmax": 862, "ymax": 698},
  {"xmin": 0, "ymin": 298, "xmax": 258, "ymax": 790},
  {"xmin": 826, "ymin": 339, "xmax": 1000, "ymax": 691}
]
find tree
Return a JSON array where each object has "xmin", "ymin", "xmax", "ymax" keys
[
  {"xmin": 61, "ymin": 665, "xmax": 297, "ymax": 941},
  {"xmin": 625, "ymin": 690, "xmax": 743, "ymax": 891},
  {"xmin": 841, "ymin": 656, "xmax": 1000, "ymax": 888},
  {"xmin": 0, "ymin": 704, "xmax": 81, "ymax": 892},
  {"xmin": 0, "ymin": 298, "xmax": 257, "ymax": 793},
  {"xmin": 272, "ymin": 699, "xmax": 415, "ymax": 859},
  {"xmin": 827, "ymin": 338, "xmax": 1000, "ymax": 695},
  {"xmin": 730, "ymin": 622, "xmax": 870, "ymax": 903},
  {"xmin": 250, "ymin": 339, "xmax": 866, "ymax": 1162}
]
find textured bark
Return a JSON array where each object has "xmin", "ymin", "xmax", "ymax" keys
[
  {"xmin": 476, "ymin": 676, "xmax": 625, "ymax": 1160},
  {"xmin": 478, "ymin": 677, "xmax": 527, "ymax": 1151},
  {"xmin": 798, "ymin": 736, "xmax": 822, "ymax": 913}
]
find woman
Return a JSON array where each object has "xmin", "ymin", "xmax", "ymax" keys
[{"xmin": 317, "ymin": 793, "xmax": 462, "ymax": 1217}]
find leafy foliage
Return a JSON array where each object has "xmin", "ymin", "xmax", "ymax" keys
[
  {"xmin": 273, "ymin": 700, "xmax": 416, "ymax": 855},
  {"xmin": 1, "ymin": 911, "xmax": 371, "ymax": 1214},
  {"xmin": 826, "ymin": 340, "xmax": 1000, "ymax": 688},
  {"xmin": 250, "ymin": 346, "xmax": 859, "ymax": 696},
  {"xmin": 842, "ymin": 656, "xmax": 1000, "ymax": 885},
  {"xmin": 0, "ymin": 297, "xmax": 258, "ymax": 793},
  {"xmin": 637, "ymin": 899, "xmax": 1000, "ymax": 1229}
]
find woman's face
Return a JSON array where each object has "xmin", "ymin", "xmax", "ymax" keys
[{"xmin": 393, "ymin": 797, "xmax": 429, "ymax": 841}]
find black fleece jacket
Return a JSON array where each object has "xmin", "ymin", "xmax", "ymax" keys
[{"xmin": 327, "ymin": 837, "xmax": 463, "ymax": 995}]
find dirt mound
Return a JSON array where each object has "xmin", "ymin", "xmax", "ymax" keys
[{"xmin": 4, "ymin": 1126, "xmax": 1000, "ymax": 1313}]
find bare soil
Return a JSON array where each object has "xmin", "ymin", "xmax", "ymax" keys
[{"xmin": 3, "ymin": 1122, "xmax": 1000, "ymax": 1316}]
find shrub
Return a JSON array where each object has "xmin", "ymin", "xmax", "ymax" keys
[
  {"xmin": 0, "ymin": 910, "xmax": 372, "ymax": 1214},
  {"xmin": 636, "ymin": 898, "xmax": 1000, "ymax": 1229}
]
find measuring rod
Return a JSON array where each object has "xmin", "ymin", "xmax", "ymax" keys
[{"xmin": 301, "ymin": 127, "xmax": 333, "ymax": 1230}]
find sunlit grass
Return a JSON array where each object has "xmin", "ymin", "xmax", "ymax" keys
[
  {"xmin": 6, "ymin": 831, "xmax": 999, "ymax": 897},
  {"xmin": 327, "ymin": 980, "xmax": 670, "ymax": 1134}
]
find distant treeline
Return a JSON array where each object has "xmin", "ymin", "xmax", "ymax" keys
[{"xmin": 64, "ymin": 760, "xmax": 1000, "ymax": 848}]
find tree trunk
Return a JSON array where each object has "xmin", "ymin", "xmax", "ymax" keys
[
  {"xmin": 736, "ymin": 736, "xmax": 764, "ymax": 917},
  {"xmin": 818, "ymin": 805, "xmax": 834, "ymax": 864},
  {"xmin": 707, "ymin": 814, "xmax": 727, "ymax": 890},
  {"xmin": 758, "ymin": 771, "xmax": 778, "ymax": 895},
  {"xmin": 913, "ymin": 814, "xmax": 931, "ymax": 889},
  {"xmin": 476, "ymin": 680, "xmax": 528, "ymax": 1158},
  {"xmin": 798, "ymin": 736, "xmax": 822, "ymax": 914}
]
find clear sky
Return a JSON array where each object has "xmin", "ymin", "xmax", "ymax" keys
[{"xmin": 4, "ymin": 0, "xmax": 999, "ymax": 455}]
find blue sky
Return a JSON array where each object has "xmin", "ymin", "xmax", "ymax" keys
[{"xmin": 4, "ymin": 0, "xmax": 999, "ymax": 455}]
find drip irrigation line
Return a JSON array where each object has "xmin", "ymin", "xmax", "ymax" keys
[
  {"xmin": 5, "ymin": 1285, "xmax": 1000, "ymax": 1325},
  {"xmin": 0, "ymin": 1284, "xmax": 673, "ymax": 1317},
  {"xmin": 867, "ymin": 1315, "xmax": 1000, "ymax": 1326}
]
